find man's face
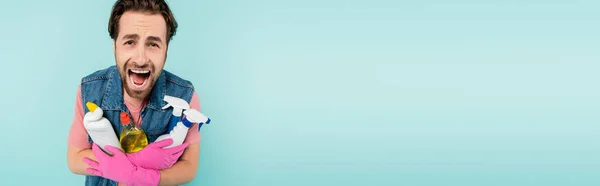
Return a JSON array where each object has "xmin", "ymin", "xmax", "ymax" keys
[{"xmin": 114, "ymin": 11, "xmax": 168, "ymax": 100}]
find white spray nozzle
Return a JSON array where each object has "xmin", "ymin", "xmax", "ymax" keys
[
  {"xmin": 183, "ymin": 109, "xmax": 210, "ymax": 124},
  {"xmin": 162, "ymin": 95, "xmax": 190, "ymax": 116}
]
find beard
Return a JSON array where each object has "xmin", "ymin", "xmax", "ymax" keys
[{"xmin": 117, "ymin": 59, "xmax": 160, "ymax": 100}]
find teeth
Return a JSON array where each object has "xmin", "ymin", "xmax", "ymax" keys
[{"xmin": 131, "ymin": 69, "xmax": 150, "ymax": 74}]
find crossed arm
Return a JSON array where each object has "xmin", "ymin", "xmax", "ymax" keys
[{"xmin": 67, "ymin": 143, "xmax": 200, "ymax": 185}]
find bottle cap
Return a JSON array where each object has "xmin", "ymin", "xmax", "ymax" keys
[
  {"xmin": 120, "ymin": 112, "xmax": 130, "ymax": 125},
  {"xmin": 86, "ymin": 102, "xmax": 99, "ymax": 112}
]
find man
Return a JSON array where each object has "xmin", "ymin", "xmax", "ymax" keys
[{"xmin": 67, "ymin": 0, "xmax": 201, "ymax": 185}]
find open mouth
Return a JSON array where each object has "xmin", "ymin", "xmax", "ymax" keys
[{"xmin": 127, "ymin": 69, "xmax": 151, "ymax": 89}]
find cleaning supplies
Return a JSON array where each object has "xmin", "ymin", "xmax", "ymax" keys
[
  {"xmin": 83, "ymin": 102, "xmax": 122, "ymax": 155},
  {"xmin": 156, "ymin": 95, "xmax": 211, "ymax": 148},
  {"xmin": 162, "ymin": 95, "xmax": 190, "ymax": 132},
  {"xmin": 155, "ymin": 108, "xmax": 210, "ymax": 148},
  {"xmin": 119, "ymin": 112, "xmax": 149, "ymax": 153},
  {"xmin": 197, "ymin": 115, "xmax": 211, "ymax": 131}
]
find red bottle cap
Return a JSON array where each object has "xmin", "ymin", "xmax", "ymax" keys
[{"xmin": 120, "ymin": 112, "xmax": 130, "ymax": 125}]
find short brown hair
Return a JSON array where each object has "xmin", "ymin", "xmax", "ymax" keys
[{"xmin": 108, "ymin": 0, "xmax": 178, "ymax": 44}]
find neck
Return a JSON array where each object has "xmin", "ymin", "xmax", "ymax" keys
[{"xmin": 123, "ymin": 90, "xmax": 147, "ymax": 109}]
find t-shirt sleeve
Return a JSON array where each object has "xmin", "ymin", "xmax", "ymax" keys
[
  {"xmin": 183, "ymin": 91, "xmax": 202, "ymax": 145},
  {"xmin": 67, "ymin": 85, "xmax": 92, "ymax": 149}
]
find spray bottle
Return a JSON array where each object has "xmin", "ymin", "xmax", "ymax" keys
[
  {"xmin": 197, "ymin": 113, "xmax": 211, "ymax": 131},
  {"xmin": 156, "ymin": 109, "xmax": 210, "ymax": 148},
  {"xmin": 157, "ymin": 95, "xmax": 211, "ymax": 148},
  {"xmin": 83, "ymin": 102, "xmax": 122, "ymax": 155},
  {"xmin": 162, "ymin": 95, "xmax": 190, "ymax": 132}
]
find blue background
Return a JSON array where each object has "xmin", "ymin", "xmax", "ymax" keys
[{"xmin": 0, "ymin": 0, "xmax": 599, "ymax": 185}]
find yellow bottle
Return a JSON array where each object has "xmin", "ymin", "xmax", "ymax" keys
[{"xmin": 119, "ymin": 112, "xmax": 148, "ymax": 153}]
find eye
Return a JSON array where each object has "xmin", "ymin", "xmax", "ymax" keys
[
  {"xmin": 148, "ymin": 43, "xmax": 160, "ymax": 48},
  {"xmin": 124, "ymin": 40, "xmax": 134, "ymax": 45}
]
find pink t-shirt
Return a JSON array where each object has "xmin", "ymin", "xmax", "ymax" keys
[{"xmin": 68, "ymin": 85, "xmax": 201, "ymax": 149}]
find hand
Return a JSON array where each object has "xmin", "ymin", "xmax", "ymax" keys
[
  {"xmin": 127, "ymin": 138, "xmax": 189, "ymax": 170},
  {"xmin": 83, "ymin": 144, "xmax": 160, "ymax": 186}
]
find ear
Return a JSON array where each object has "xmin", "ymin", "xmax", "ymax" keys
[{"xmin": 112, "ymin": 40, "xmax": 116, "ymax": 52}]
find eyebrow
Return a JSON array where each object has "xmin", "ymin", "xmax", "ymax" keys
[
  {"xmin": 146, "ymin": 36, "xmax": 163, "ymax": 44},
  {"xmin": 121, "ymin": 34, "xmax": 163, "ymax": 44},
  {"xmin": 122, "ymin": 34, "xmax": 139, "ymax": 40}
]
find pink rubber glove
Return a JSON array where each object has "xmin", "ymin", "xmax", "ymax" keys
[
  {"xmin": 127, "ymin": 138, "xmax": 189, "ymax": 170},
  {"xmin": 84, "ymin": 144, "xmax": 160, "ymax": 186}
]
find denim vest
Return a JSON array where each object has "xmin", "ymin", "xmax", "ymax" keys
[{"xmin": 80, "ymin": 65, "xmax": 195, "ymax": 186}]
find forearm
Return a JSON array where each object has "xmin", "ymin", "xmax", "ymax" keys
[
  {"xmin": 158, "ymin": 143, "xmax": 200, "ymax": 186},
  {"xmin": 67, "ymin": 145, "xmax": 97, "ymax": 176},
  {"xmin": 157, "ymin": 159, "xmax": 196, "ymax": 185}
]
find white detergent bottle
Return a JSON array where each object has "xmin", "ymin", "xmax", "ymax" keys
[
  {"xmin": 156, "ymin": 109, "xmax": 210, "ymax": 148},
  {"xmin": 162, "ymin": 95, "xmax": 190, "ymax": 132},
  {"xmin": 83, "ymin": 102, "xmax": 122, "ymax": 155}
]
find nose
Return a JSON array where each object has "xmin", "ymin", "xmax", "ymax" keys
[{"xmin": 132, "ymin": 45, "xmax": 148, "ymax": 65}]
